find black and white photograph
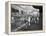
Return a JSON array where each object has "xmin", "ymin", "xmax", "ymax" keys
[{"xmin": 11, "ymin": 4, "xmax": 43, "ymax": 32}]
